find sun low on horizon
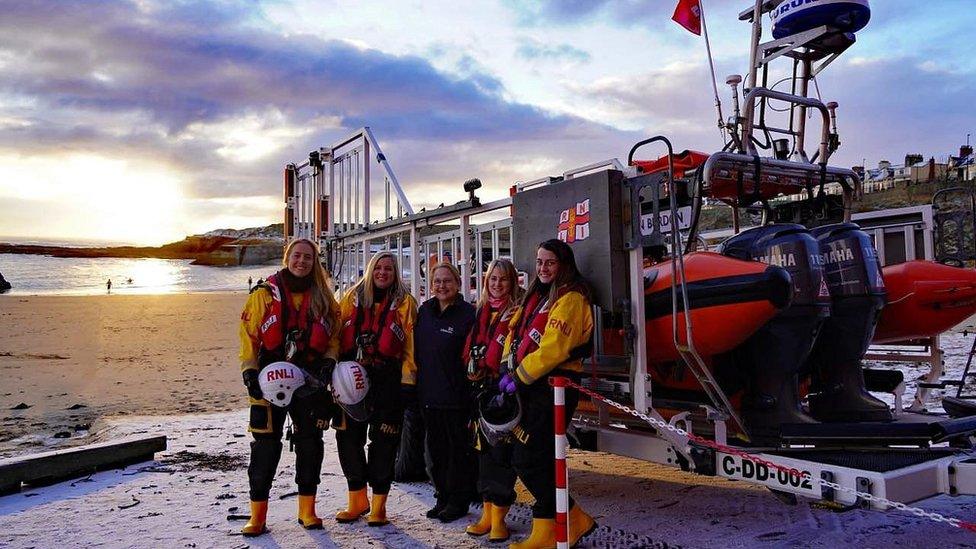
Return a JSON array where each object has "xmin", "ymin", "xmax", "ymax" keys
[{"xmin": 0, "ymin": 151, "xmax": 281, "ymax": 247}]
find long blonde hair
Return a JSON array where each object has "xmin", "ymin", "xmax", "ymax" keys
[
  {"xmin": 476, "ymin": 258, "xmax": 524, "ymax": 312},
  {"xmin": 348, "ymin": 251, "xmax": 408, "ymax": 308},
  {"xmin": 281, "ymin": 238, "xmax": 337, "ymax": 319}
]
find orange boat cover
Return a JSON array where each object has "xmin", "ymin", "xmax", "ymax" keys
[
  {"xmin": 873, "ymin": 260, "xmax": 976, "ymax": 343},
  {"xmin": 632, "ymin": 150, "xmax": 709, "ymax": 180}
]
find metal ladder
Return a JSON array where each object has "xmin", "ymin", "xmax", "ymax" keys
[{"xmin": 628, "ymin": 136, "xmax": 748, "ymax": 439}]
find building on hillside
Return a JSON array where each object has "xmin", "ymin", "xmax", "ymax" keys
[
  {"xmin": 949, "ymin": 144, "xmax": 974, "ymax": 181},
  {"xmin": 957, "ymin": 157, "xmax": 976, "ymax": 181},
  {"xmin": 909, "ymin": 158, "xmax": 948, "ymax": 183},
  {"xmin": 864, "ymin": 160, "xmax": 895, "ymax": 193}
]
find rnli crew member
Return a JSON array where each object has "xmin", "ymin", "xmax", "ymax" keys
[
  {"xmin": 415, "ymin": 262, "xmax": 478, "ymax": 522},
  {"xmin": 500, "ymin": 239, "xmax": 597, "ymax": 549},
  {"xmin": 238, "ymin": 238, "xmax": 340, "ymax": 536},
  {"xmin": 334, "ymin": 251, "xmax": 418, "ymax": 527},
  {"xmin": 463, "ymin": 258, "xmax": 523, "ymax": 542}
]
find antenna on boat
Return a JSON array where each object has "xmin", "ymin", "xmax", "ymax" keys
[{"xmin": 697, "ymin": 0, "xmax": 726, "ymax": 138}]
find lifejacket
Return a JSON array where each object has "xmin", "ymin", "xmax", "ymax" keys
[
  {"xmin": 339, "ymin": 290, "xmax": 407, "ymax": 363},
  {"xmin": 464, "ymin": 304, "xmax": 515, "ymax": 377},
  {"xmin": 257, "ymin": 273, "xmax": 334, "ymax": 365},
  {"xmin": 512, "ymin": 284, "xmax": 590, "ymax": 366}
]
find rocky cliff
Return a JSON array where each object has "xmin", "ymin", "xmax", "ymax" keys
[{"xmin": 0, "ymin": 224, "xmax": 285, "ymax": 266}]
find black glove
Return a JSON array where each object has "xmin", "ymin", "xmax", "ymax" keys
[
  {"xmin": 400, "ymin": 384, "xmax": 418, "ymax": 408},
  {"xmin": 242, "ymin": 369, "xmax": 263, "ymax": 400},
  {"xmin": 303, "ymin": 358, "xmax": 336, "ymax": 393},
  {"xmin": 321, "ymin": 357, "xmax": 337, "ymax": 385}
]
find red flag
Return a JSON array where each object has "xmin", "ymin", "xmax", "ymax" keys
[{"xmin": 672, "ymin": 0, "xmax": 702, "ymax": 36}]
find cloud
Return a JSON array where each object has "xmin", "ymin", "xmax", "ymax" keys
[
  {"xmin": 564, "ymin": 61, "xmax": 728, "ymax": 151},
  {"xmin": 506, "ymin": 0, "xmax": 681, "ymax": 28},
  {"xmin": 820, "ymin": 55, "xmax": 976, "ymax": 165},
  {"xmin": 516, "ymin": 38, "xmax": 591, "ymax": 63},
  {"xmin": 0, "ymin": 0, "xmax": 620, "ymax": 206}
]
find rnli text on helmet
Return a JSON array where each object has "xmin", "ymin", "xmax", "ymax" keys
[{"xmin": 265, "ymin": 367, "xmax": 296, "ymax": 381}]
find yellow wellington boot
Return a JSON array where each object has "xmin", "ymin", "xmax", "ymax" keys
[
  {"xmin": 465, "ymin": 501, "xmax": 492, "ymax": 536},
  {"xmin": 508, "ymin": 518, "xmax": 555, "ymax": 549},
  {"xmin": 297, "ymin": 494, "xmax": 324, "ymax": 529},
  {"xmin": 366, "ymin": 494, "xmax": 389, "ymax": 527},
  {"xmin": 335, "ymin": 488, "xmax": 370, "ymax": 523},
  {"xmin": 241, "ymin": 500, "xmax": 268, "ymax": 537},
  {"xmin": 488, "ymin": 504, "xmax": 510, "ymax": 543},
  {"xmin": 567, "ymin": 505, "xmax": 596, "ymax": 548}
]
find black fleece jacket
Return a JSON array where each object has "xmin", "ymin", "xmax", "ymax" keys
[{"xmin": 414, "ymin": 297, "xmax": 477, "ymax": 409}]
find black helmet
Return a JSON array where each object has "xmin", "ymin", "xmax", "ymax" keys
[{"xmin": 478, "ymin": 390, "xmax": 522, "ymax": 445}]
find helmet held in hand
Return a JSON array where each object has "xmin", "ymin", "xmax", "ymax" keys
[
  {"xmin": 258, "ymin": 361, "xmax": 306, "ymax": 407},
  {"xmin": 478, "ymin": 390, "xmax": 522, "ymax": 445},
  {"xmin": 332, "ymin": 360, "xmax": 371, "ymax": 422}
]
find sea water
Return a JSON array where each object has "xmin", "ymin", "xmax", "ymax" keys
[{"xmin": 0, "ymin": 253, "xmax": 279, "ymax": 295}]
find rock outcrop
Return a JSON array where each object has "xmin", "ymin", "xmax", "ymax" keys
[{"xmin": 0, "ymin": 224, "xmax": 285, "ymax": 266}]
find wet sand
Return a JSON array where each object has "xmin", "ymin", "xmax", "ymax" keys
[{"xmin": 0, "ymin": 293, "xmax": 247, "ymax": 457}]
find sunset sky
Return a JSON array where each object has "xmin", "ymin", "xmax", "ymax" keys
[{"xmin": 0, "ymin": 0, "xmax": 973, "ymax": 245}]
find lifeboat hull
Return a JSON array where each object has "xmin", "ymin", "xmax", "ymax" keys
[
  {"xmin": 873, "ymin": 260, "xmax": 976, "ymax": 343},
  {"xmin": 644, "ymin": 252, "xmax": 792, "ymax": 363}
]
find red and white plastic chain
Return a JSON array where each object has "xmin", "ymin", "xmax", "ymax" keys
[{"xmin": 564, "ymin": 379, "xmax": 976, "ymax": 534}]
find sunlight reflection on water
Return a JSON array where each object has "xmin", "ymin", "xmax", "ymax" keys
[{"xmin": 0, "ymin": 254, "xmax": 279, "ymax": 295}]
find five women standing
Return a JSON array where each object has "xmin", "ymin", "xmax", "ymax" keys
[{"xmin": 237, "ymin": 240, "xmax": 596, "ymax": 547}]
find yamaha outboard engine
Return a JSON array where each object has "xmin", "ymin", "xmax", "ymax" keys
[
  {"xmin": 720, "ymin": 224, "xmax": 830, "ymax": 443},
  {"xmin": 806, "ymin": 223, "xmax": 891, "ymax": 422}
]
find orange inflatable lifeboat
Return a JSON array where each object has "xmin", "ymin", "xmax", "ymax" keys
[
  {"xmin": 873, "ymin": 260, "xmax": 976, "ymax": 343},
  {"xmin": 644, "ymin": 251, "xmax": 793, "ymax": 363}
]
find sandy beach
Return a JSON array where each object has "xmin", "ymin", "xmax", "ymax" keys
[
  {"xmin": 0, "ymin": 410, "xmax": 973, "ymax": 548},
  {"xmin": 0, "ymin": 293, "xmax": 247, "ymax": 457}
]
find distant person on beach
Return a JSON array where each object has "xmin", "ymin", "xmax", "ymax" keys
[
  {"xmin": 414, "ymin": 263, "xmax": 477, "ymax": 523},
  {"xmin": 248, "ymin": 276, "xmax": 253, "ymax": 291},
  {"xmin": 461, "ymin": 258, "xmax": 523, "ymax": 541},
  {"xmin": 334, "ymin": 251, "xmax": 417, "ymax": 527},
  {"xmin": 238, "ymin": 238, "xmax": 340, "ymax": 537},
  {"xmin": 106, "ymin": 279, "xmax": 112, "ymax": 293}
]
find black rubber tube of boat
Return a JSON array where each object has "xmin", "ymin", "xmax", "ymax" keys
[{"xmin": 644, "ymin": 266, "xmax": 792, "ymax": 319}]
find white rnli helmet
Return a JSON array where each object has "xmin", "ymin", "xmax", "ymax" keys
[
  {"xmin": 258, "ymin": 361, "xmax": 306, "ymax": 407},
  {"xmin": 332, "ymin": 361, "xmax": 370, "ymax": 422}
]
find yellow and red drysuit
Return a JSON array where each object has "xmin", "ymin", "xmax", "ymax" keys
[
  {"xmin": 238, "ymin": 272, "xmax": 339, "ymax": 501},
  {"xmin": 333, "ymin": 288, "xmax": 417, "ymax": 496},
  {"xmin": 502, "ymin": 283, "xmax": 593, "ymax": 519}
]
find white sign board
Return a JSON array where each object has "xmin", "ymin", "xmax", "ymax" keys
[{"xmin": 640, "ymin": 206, "xmax": 692, "ymax": 235}]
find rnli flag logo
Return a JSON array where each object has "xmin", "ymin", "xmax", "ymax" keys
[{"xmin": 557, "ymin": 199, "xmax": 591, "ymax": 243}]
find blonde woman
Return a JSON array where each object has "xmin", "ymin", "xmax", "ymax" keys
[
  {"xmin": 238, "ymin": 238, "xmax": 340, "ymax": 536},
  {"xmin": 462, "ymin": 258, "xmax": 523, "ymax": 541},
  {"xmin": 334, "ymin": 251, "xmax": 418, "ymax": 527}
]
